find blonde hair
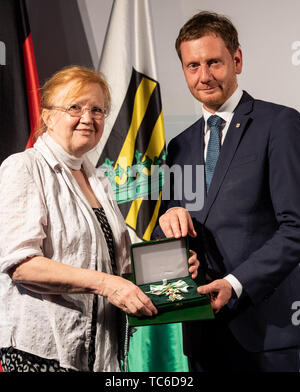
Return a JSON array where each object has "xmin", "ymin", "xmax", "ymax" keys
[{"xmin": 35, "ymin": 65, "xmax": 111, "ymax": 140}]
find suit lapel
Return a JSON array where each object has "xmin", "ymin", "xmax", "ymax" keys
[
  {"xmin": 187, "ymin": 117, "xmax": 205, "ymax": 166},
  {"xmin": 200, "ymin": 92, "xmax": 254, "ymax": 222}
]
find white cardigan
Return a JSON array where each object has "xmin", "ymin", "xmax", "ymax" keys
[{"xmin": 0, "ymin": 135, "xmax": 131, "ymax": 371}]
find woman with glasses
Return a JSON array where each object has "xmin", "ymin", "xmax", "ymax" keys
[{"xmin": 0, "ymin": 65, "xmax": 162, "ymax": 372}]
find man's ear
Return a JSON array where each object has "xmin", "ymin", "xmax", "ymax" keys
[{"xmin": 234, "ymin": 48, "xmax": 243, "ymax": 75}]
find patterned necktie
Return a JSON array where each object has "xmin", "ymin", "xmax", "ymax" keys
[{"xmin": 205, "ymin": 114, "xmax": 223, "ymax": 191}]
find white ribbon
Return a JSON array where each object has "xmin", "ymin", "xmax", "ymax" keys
[{"xmin": 146, "ymin": 279, "xmax": 191, "ymax": 302}]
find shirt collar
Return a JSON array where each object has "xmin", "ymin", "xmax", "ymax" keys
[{"xmin": 202, "ymin": 86, "xmax": 243, "ymax": 133}]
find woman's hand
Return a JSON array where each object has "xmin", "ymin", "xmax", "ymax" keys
[
  {"xmin": 98, "ymin": 274, "xmax": 158, "ymax": 317},
  {"xmin": 188, "ymin": 249, "xmax": 199, "ymax": 279}
]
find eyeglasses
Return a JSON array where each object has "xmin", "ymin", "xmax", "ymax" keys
[{"xmin": 48, "ymin": 104, "xmax": 107, "ymax": 119}]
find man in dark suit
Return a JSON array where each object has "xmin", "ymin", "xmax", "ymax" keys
[{"xmin": 155, "ymin": 11, "xmax": 300, "ymax": 371}]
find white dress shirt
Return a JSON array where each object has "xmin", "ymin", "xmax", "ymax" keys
[
  {"xmin": 202, "ymin": 87, "xmax": 243, "ymax": 298},
  {"xmin": 0, "ymin": 134, "xmax": 131, "ymax": 371},
  {"xmin": 202, "ymin": 86, "xmax": 243, "ymax": 159}
]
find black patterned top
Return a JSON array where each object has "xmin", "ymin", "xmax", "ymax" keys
[
  {"xmin": 88, "ymin": 206, "xmax": 116, "ymax": 371},
  {"xmin": 93, "ymin": 207, "xmax": 117, "ymax": 274}
]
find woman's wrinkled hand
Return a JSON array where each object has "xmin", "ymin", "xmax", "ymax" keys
[{"xmin": 99, "ymin": 274, "xmax": 158, "ymax": 317}]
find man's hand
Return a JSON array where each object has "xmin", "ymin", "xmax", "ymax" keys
[
  {"xmin": 197, "ymin": 279, "xmax": 233, "ymax": 313},
  {"xmin": 188, "ymin": 249, "xmax": 199, "ymax": 279},
  {"xmin": 159, "ymin": 207, "xmax": 197, "ymax": 238}
]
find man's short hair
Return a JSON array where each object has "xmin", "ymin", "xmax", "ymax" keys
[{"xmin": 175, "ymin": 11, "xmax": 240, "ymax": 60}]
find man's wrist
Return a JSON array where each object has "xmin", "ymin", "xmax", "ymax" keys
[{"xmin": 224, "ymin": 274, "xmax": 243, "ymax": 298}]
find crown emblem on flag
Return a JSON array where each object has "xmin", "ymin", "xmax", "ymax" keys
[{"xmin": 102, "ymin": 150, "xmax": 166, "ymax": 204}]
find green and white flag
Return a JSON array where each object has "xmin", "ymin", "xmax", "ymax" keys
[{"xmin": 89, "ymin": 0, "xmax": 166, "ymax": 243}]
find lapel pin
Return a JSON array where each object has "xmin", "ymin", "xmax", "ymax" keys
[{"xmin": 236, "ymin": 123, "xmax": 241, "ymax": 128}]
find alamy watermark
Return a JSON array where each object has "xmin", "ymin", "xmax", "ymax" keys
[
  {"xmin": 153, "ymin": 164, "xmax": 205, "ymax": 212},
  {"xmin": 291, "ymin": 41, "xmax": 300, "ymax": 66},
  {"xmin": 0, "ymin": 41, "xmax": 5, "ymax": 66},
  {"xmin": 100, "ymin": 162, "xmax": 205, "ymax": 212},
  {"xmin": 291, "ymin": 301, "xmax": 300, "ymax": 326}
]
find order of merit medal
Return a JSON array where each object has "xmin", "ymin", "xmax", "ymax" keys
[{"xmin": 127, "ymin": 237, "xmax": 214, "ymax": 326}]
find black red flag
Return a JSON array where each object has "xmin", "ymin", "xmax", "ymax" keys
[{"xmin": 0, "ymin": 0, "xmax": 40, "ymax": 165}]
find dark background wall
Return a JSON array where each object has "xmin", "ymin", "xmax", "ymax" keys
[{"xmin": 26, "ymin": 0, "xmax": 93, "ymax": 85}]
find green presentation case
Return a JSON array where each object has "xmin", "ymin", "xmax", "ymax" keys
[{"xmin": 127, "ymin": 237, "xmax": 214, "ymax": 327}]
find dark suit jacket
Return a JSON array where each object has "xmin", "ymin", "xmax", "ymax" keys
[{"xmin": 154, "ymin": 91, "xmax": 300, "ymax": 354}]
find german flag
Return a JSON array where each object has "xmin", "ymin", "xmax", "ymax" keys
[
  {"xmin": 98, "ymin": 67, "xmax": 166, "ymax": 241},
  {"xmin": 0, "ymin": 0, "xmax": 40, "ymax": 165},
  {"xmin": 19, "ymin": 0, "xmax": 41, "ymax": 149}
]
